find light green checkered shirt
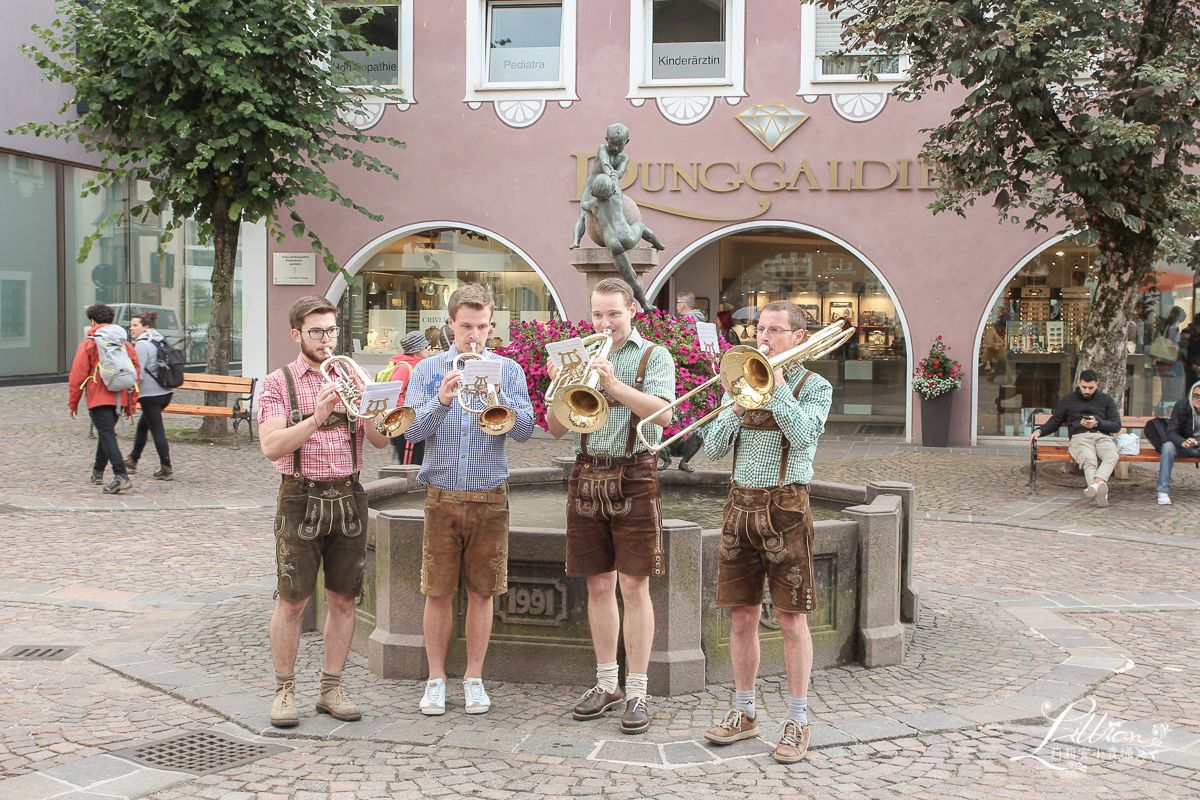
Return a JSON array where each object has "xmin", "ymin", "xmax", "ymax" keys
[
  {"xmin": 702, "ymin": 367, "xmax": 833, "ymax": 487},
  {"xmin": 573, "ymin": 328, "xmax": 676, "ymax": 456}
]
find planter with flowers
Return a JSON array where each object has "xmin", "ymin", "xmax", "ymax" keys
[{"xmin": 912, "ymin": 336, "xmax": 963, "ymax": 447}]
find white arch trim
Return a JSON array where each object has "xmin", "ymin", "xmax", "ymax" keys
[
  {"xmin": 647, "ymin": 219, "xmax": 915, "ymax": 442},
  {"xmin": 324, "ymin": 221, "xmax": 566, "ymax": 318},
  {"xmin": 969, "ymin": 231, "xmax": 1073, "ymax": 445}
]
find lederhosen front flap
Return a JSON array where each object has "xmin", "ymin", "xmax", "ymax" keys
[
  {"xmin": 734, "ymin": 370, "xmax": 812, "ymax": 486},
  {"xmin": 580, "ymin": 344, "xmax": 660, "ymax": 459}
]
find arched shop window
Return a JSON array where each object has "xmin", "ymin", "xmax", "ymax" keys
[
  {"xmin": 660, "ymin": 228, "xmax": 908, "ymax": 433},
  {"xmin": 975, "ymin": 241, "xmax": 1197, "ymax": 438},
  {"xmin": 338, "ymin": 227, "xmax": 558, "ymax": 364}
]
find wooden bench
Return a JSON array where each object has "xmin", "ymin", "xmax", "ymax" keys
[
  {"xmin": 1030, "ymin": 413, "xmax": 1200, "ymax": 491},
  {"xmin": 141, "ymin": 373, "xmax": 257, "ymax": 440}
]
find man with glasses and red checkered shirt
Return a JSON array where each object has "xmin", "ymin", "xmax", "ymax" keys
[{"xmin": 257, "ymin": 295, "xmax": 392, "ymax": 729}]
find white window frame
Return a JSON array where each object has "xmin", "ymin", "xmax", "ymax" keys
[
  {"xmin": 798, "ymin": 3, "xmax": 906, "ymax": 96},
  {"xmin": 465, "ymin": 0, "xmax": 579, "ymax": 102},
  {"xmin": 628, "ymin": 0, "xmax": 745, "ymax": 101},
  {"xmin": 332, "ymin": 1, "xmax": 416, "ymax": 108}
]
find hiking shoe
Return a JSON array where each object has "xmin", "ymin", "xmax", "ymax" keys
[
  {"xmin": 270, "ymin": 680, "xmax": 298, "ymax": 728},
  {"xmin": 463, "ymin": 679, "xmax": 491, "ymax": 715},
  {"xmin": 316, "ymin": 683, "xmax": 361, "ymax": 721},
  {"xmin": 572, "ymin": 685, "xmax": 624, "ymax": 720},
  {"xmin": 1158, "ymin": 492, "xmax": 1171, "ymax": 505},
  {"xmin": 153, "ymin": 467, "xmax": 173, "ymax": 481},
  {"xmin": 419, "ymin": 680, "xmax": 446, "ymax": 716},
  {"xmin": 704, "ymin": 707, "xmax": 759, "ymax": 744},
  {"xmin": 90, "ymin": 469, "xmax": 105, "ymax": 485},
  {"xmin": 1095, "ymin": 481, "xmax": 1108, "ymax": 508},
  {"xmin": 124, "ymin": 457, "xmax": 138, "ymax": 474},
  {"xmin": 620, "ymin": 695, "xmax": 651, "ymax": 735},
  {"xmin": 774, "ymin": 719, "xmax": 810, "ymax": 764},
  {"xmin": 103, "ymin": 476, "xmax": 133, "ymax": 495}
]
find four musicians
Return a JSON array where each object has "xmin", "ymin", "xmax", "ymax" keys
[{"xmin": 260, "ymin": 288, "xmax": 833, "ymax": 761}]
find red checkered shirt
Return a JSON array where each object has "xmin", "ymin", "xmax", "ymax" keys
[{"xmin": 259, "ymin": 355, "xmax": 366, "ymax": 480}]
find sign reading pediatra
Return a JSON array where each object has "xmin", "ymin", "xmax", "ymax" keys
[
  {"xmin": 652, "ymin": 42, "xmax": 725, "ymax": 80},
  {"xmin": 272, "ymin": 253, "xmax": 317, "ymax": 285},
  {"xmin": 489, "ymin": 46, "xmax": 560, "ymax": 82}
]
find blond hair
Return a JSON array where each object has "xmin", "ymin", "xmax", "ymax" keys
[
  {"xmin": 289, "ymin": 295, "xmax": 338, "ymax": 331},
  {"xmin": 592, "ymin": 277, "xmax": 635, "ymax": 308},
  {"xmin": 448, "ymin": 283, "xmax": 495, "ymax": 320},
  {"xmin": 761, "ymin": 300, "xmax": 807, "ymax": 331}
]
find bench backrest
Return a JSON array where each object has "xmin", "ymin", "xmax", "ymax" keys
[
  {"xmin": 177, "ymin": 372, "xmax": 255, "ymax": 394},
  {"xmin": 1032, "ymin": 413, "xmax": 1154, "ymax": 430}
]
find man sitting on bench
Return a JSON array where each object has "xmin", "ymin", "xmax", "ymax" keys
[
  {"xmin": 1029, "ymin": 369, "xmax": 1121, "ymax": 507},
  {"xmin": 1156, "ymin": 380, "xmax": 1200, "ymax": 505}
]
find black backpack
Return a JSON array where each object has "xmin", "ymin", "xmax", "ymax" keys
[
  {"xmin": 150, "ymin": 338, "xmax": 186, "ymax": 388},
  {"xmin": 1144, "ymin": 417, "xmax": 1170, "ymax": 454}
]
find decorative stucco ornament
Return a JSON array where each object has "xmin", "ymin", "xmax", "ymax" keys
[{"xmin": 735, "ymin": 103, "xmax": 810, "ymax": 151}]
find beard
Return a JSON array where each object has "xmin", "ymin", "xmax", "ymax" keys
[{"xmin": 301, "ymin": 338, "xmax": 333, "ymax": 364}]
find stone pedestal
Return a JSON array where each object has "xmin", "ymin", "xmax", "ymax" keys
[
  {"xmin": 648, "ymin": 520, "xmax": 706, "ymax": 695},
  {"xmin": 569, "ymin": 247, "xmax": 659, "ymax": 314},
  {"xmin": 843, "ymin": 496, "xmax": 906, "ymax": 668}
]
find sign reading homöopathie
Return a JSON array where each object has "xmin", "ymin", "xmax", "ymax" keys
[
  {"xmin": 272, "ymin": 253, "xmax": 316, "ymax": 286},
  {"xmin": 335, "ymin": 51, "xmax": 399, "ymax": 86},
  {"xmin": 489, "ymin": 46, "xmax": 560, "ymax": 82},
  {"xmin": 652, "ymin": 42, "xmax": 725, "ymax": 80}
]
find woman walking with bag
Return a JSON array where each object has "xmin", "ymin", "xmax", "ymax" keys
[{"xmin": 126, "ymin": 312, "xmax": 173, "ymax": 480}]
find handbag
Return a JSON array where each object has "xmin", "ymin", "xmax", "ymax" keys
[{"xmin": 1146, "ymin": 335, "xmax": 1179, "ymax": 363}]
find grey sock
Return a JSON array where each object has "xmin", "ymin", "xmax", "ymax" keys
[
  {"xmin": 734, "ymin": 689, "xmax": 756, "ymax": 720},
  {"xmin": 786, "ymin": 696, "xmax": 808, "ymax": 725}
]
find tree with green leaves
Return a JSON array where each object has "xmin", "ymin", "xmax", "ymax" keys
[
  {"xmin": 825, "ymin": 0, "xmax": 1200, "ymax": 406},
  {"xmin": 11, "ymin": 0, "xmax": 404, "ymax": 435}
]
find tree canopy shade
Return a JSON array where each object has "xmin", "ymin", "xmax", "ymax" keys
[
  {"xmin": 11, "ymin": 0, "xmax": 406, "ymax": 433},
  {"xmin": 824, "ymin": 0, "xmax": 1200, "ymax": 406}
]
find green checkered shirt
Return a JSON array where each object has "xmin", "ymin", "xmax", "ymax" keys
[
  {"xmin": 702, "ymin": 367, "xmax": 832, "ymax": 487},
  {"xmin": 573, "ymin": 328, "xmax": 676, "ymax": 456}
]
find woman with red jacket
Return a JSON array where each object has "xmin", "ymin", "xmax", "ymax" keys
[
  {"xmin": 385, "ymin": 331, "xmax": 431, "ymax": 465},
  {"xmin": 68, "ymin": 303, "xmax": 140, "ymax": 494}
]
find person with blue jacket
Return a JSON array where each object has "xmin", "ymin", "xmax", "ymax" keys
[{"xmin": 126, "ymin": 311, "xmax": 173, "ymax": 480}]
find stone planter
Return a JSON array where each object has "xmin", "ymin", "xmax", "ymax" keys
[{"xmin": 919, "ymin": 391, "xmax": 954, "ymax": 447}]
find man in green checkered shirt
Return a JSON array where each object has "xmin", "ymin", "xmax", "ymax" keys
[
  {"xmin": 699, "ymin": 300, "xmax": 832, "ymax": 764},
  {"xmin": 547, "ymin": 278, "xmax": 675, "ymax": 735}
]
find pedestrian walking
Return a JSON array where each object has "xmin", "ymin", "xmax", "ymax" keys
[
  {"xmin": 125, "ymin": 311, "xmax": 173, "ymax": 480},
  {"xmin": 382, "ymin": 331, "xmax": 431, "ymax": 466}
]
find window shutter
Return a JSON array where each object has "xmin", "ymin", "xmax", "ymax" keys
[{"xmin": 814, "ymin": 5, "xmax": 845, "ymax": 58}]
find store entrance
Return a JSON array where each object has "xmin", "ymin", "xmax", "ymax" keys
[{"xmin": 654, "ymin": 227, "xmax": 908, "ymax": 435}]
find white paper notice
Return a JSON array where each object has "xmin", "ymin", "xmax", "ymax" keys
[
  {"xmin": 358, "ymin": 381, "xmax": 403, "ymax": 415},
  {"xmin": 546, "ymin": 338, "xmax": 591, "ymax": 377},
  {"xmin": 272, "ymin": 253, "xmax": 317, "ymax": 285},
  {"xmin": 695, "ymin": 321, "xmax": 720, "ymax": 358}
]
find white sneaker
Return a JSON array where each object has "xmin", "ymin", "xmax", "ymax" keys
[
  {"xmin": 1083, "ymin": 483, "xmax": 1098, "ymax": 498},
  {"xmin": 1158, "ymin": 492, "xmax": 1172, "ymax": 505},
  {"xmin": 1095, "ymin": 481, "xmax": 1108, "ymax": 508},
  {"xmin": 419, "ymin": 679, "xmax": 446, "ymax": 716},
  {"xmin": 463, "ymin": 679, "xmax": 491, "ymax": 715}
]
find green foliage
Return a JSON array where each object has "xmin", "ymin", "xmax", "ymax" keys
[{"xmin": 10, "ymin": 0, "xmax": 406, "ymax": 269}]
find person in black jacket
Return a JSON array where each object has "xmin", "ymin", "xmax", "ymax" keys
[
  {"xmin": 1029, "ymin": 369, "xmax": 1122, "ymax": 507},
  {"xmin": 1156, "ymin": 379, "xmax": 1200, "ymax": 505}
]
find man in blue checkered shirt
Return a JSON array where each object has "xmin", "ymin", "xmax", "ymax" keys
[{"xmin": 404, "ymin": 284, "xmax": 535, "ymax": 717}]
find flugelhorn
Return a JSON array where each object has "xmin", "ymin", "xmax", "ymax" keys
[
  {"xmin": 635, "ymin": 320, "xmax": 856, "ymax": 452},
  {"xmin": 546, "ymin": 331, "xmax": 612, "ymax": 434},
  {"xmin": 319, "ymin": 348, "xmax": 415, "ymax": 438},
  {"xmin": 454, "ymin": 343, "xmax": 516, "ymax": 435}
]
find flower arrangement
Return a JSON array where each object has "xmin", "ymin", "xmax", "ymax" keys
[
  {"xmin": 496, "ymin": 309, "xmax": 734, "ymax": 435},
  {"xmin": 912, "ymin": 335, "xmax": 963, "ymax": 399}
]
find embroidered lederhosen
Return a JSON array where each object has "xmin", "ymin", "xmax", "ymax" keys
[{"xmin": 717, "ymin": 371, "xmax": 817, "ymax": 613}]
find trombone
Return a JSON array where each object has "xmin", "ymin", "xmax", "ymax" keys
[
  {"xmin": 319, "ymin": 349, "xmax": 415, "ymax": 438},
  {"xmin": 546, "ymin": 331, "xmax": 613, "ymax": 434},
  {"xmin": 635, "ymin": 320, "xmax": 856, "ymax": 453},
  {"xmin": 455, "ymin": 343, "xmax": 517, "ymax": 435}
]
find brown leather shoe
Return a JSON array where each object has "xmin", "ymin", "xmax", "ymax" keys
[
  {"xmin": 572, "ymin": 685, "xmax": 624, "ymax": 720},
  {"xmin": 270, "ymin": 680, "xmax": 299, "ymax": 728},
  {"xmin": 620, "ymin": 695, "xmax": 651, "ymax": 735},
  {"xmin": 704, "ymin": 708, "xmax": 759, "ymax": 744},
  {"xmin": 774, "ymin": 719, "xmax": 810, "ymax": 763}
]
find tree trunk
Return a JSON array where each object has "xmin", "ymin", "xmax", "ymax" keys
[
  {"xmin": 1074, "ymin": 225, "xmax": 1157, "ymax": 413},
  {"xmin": 197, "ymin": 196, "xmax": 242, "ymax": 437}
]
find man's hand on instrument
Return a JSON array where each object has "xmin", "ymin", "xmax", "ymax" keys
[
  {"xmin": 312, "ymin": 382, "xmax": 339, "ymax": 428},
  {"xmin": 774, "ymin": 368, "xmax": 787, "ymax": 389},
  {"xmin": 547, "ymin": 360, "xmax": 560, "ymax": 379},
  {"xmin": 438, "ymin": 369, "xmax": 463, "ymax": 406},
  {"xmin": 590, "ymin": 356, "xmax": 617, "ymax": 389},
  {"xmin": 732, "ymin": 402, "xmax": 746, "ymax": 418}
]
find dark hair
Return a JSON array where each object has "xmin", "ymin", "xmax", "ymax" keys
[
  {"xmin": 133, "ymin": 311, "xmax": 158, "ymax": 328},
  {"xmin": 1079, "ymin": 369, "xmax": 1100, "ymax": 383},
  {"xmin": 288, "ymin": 295, "xmax": 338, "ymax": 331},
  {"xmin": 86, "ymin": 303, "xmax": 115, "ymax": 325}
]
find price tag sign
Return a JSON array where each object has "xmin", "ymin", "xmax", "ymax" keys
[
  {"xmin": 695, "ymin": 321, "xmax": 721, "ymax": 358},
  {"xmin": 358, "ymin": 381, "xmax": 403, "ymax": 415},
  {"xmin": 547, "ymin": 337, "xmax": 591, "ymax": 377}
]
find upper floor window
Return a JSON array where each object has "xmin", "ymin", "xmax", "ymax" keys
[
  {"xmin": 485, "ymin": 2, "xmax": 563, "ymax": 86},
  {"xmin": 335, "ymin": 4, "xmax": 401, "ymax": 87},
  {"xmin": 648, "ymin": 0, "xmax": 727, "ymax": 82},
  {"xmin": 813, "ymin": 4, "xmax": 902, "ymax": 81}
]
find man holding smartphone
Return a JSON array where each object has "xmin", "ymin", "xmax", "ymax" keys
[{"xmin": 1029, "ymin": 369, "xmax": 1121, "ymax": 506}]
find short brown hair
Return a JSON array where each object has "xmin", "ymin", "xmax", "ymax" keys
[
  {"xmin": 448, "ymin": 283, "xmax": 495, "ymax": 320},
  {"xmin": 289, "ymin": 295, "xmax": 338, "ymax": 331},
  {"xmin": 761, "ymin": 300, "xmax": 807, "ymax": 331},
  {"xmin": 592, "ymin": 277, "xmax": 635, "ymax": 308},
  {"xmin": 133, "ymin": 311, "xmax": 159, "ymax": 328}
]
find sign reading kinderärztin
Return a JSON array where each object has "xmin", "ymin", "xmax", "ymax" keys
[
  {"xmin": 489, "ymin": 46, "xmax": 560, "ymax": 83},
  {"xmin": 652, "ymin": 42, "xmax": 725, "ymax": 80}
]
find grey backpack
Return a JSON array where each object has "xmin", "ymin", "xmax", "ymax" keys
[{"xmin": 90, "ymin": 324, "xmax": 138, "ymax": 392}]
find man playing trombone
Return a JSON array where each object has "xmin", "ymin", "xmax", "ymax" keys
[
  {"xmin": 258, "ymin": 295, "xmax": 393, "ymax": 728},
  {"xmin": 699, "ymin": 301, "xmax": 832, "ymax": 764},
  {"xmin": 404, "ymin": 284, "xmax": 535, "ymax": 716},
  {"xmin": 546, "ymin": 278, "xmax": 675, "ymax": 734}
]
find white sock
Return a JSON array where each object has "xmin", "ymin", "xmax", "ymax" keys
[
  {"xmin": 786, "ymin": 696, "xmax": 808, "ymax": 725},
  {"xmin": 625, "ymin": 672, "xmax": 648, "ymax": 699},
  {"xmin": 596, "ymin": 662, "xmax": 619, "ymax": 694}
]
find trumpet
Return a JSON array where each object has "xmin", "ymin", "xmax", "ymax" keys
[
  {"xmin": 319, "ymin": 349, "xmax": 415, "ymax": 438},
  {"xmin": 546, "ymin": 331, "xmax": 613, "ymax": 434},
  {"xmin": 635, "ymin": 320, "xmax": 856, "ymax": 452},
  {"xmin": 455, "ymin": 343, "xmax": 516, "ymax": 435}
]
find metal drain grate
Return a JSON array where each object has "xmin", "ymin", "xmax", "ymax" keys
[
  {"xmin": 0, "ymin": 645, "xmax": 80, "ymax": 661},
  {"xmin": 114, "ymin": 731, "xmax": 287, "ymax": 776},
  {"xmin": 855, "ymin": 424, "xmax": 904, "ymax": 436},
  {"xmin": 0, "ymin": 503, "xmax": 25, "ymax": 515}
]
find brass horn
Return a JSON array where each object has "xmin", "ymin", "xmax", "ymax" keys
[
  {"xmin": 319, "ymin": 350, "xmax": 415, "ymax": 438},
  {"xmin": 454, "ymin": 343, "xmax": 516, "ymax": 436},
  {"xmin": 546, "ymin": 331, "xmax": 613, "ymax": 434}
]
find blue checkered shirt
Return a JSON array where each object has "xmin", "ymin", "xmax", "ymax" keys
[{"xmin": 405, "ymin": 345, "xmax": 536, "ymax": 491}]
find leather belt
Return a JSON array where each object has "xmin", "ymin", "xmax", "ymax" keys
[
  {"xmin": 576, "ymin": 451, "xmax": 656, "ymax": 471},
  {"xmin": 426, "ymin": 484, "xmax": 508, "ymax": 504}
]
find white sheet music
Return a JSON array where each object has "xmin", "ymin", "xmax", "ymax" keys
[
  {"xmin": 546, "ymin": 337, "xmax": 591, "ymax": 377},
  {"xmin": 695, "ymin": 321, "xmax": 721, "ymax": 358},
  {"xmin": 358, "ymin": 381, "xmax": 404, "ymax": 415},
  {"xmin": 461, "ymin": 359, "xmax": 503, "ymax": 385}
]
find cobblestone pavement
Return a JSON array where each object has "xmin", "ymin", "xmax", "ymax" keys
[{"xmin": 2, "ymin": 382, "xmax": 1199, "ymax": 798}]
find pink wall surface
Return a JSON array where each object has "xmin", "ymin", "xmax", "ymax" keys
[{"xmin": 265, "ymin": 0, "xmax": 1060, "ymax": 445}]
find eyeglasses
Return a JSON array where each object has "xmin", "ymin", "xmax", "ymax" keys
[
  {"xmin": 756, "ymin": 326, "xmax": 800, "ymax": 336},
  {"xmin": 301, "ymin": 327, "xmax": 340, "ymax": 340},
  {"xmin": 1193, "ymin": 392, "xmax": 1200, "ymax": 398}
]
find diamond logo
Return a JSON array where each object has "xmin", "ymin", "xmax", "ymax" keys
[{"xmin": 736, "ymin": 103, "xmax": 810, "ymax": 151}]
